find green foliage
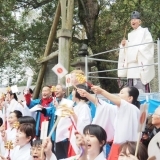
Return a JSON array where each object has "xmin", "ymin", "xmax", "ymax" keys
[{"xmin": 0, "ymin": 0, "xmax": 159, "ymax": 91}]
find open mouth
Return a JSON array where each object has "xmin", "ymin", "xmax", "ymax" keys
[
  {"xmin": 132, "ymin": 22, "xmax": 135, "ymax": 26},
  {"xmin": 33, "ymin": 156, "xmax": 39, "ymax": 160},
  {"xmin": 87, "ymin": 144, "xmax": 91, "ymax": 149}
]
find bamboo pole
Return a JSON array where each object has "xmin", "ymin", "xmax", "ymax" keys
[{"xmin": 33, "ymin": 2, "xmax": 61, "ymax": 99}]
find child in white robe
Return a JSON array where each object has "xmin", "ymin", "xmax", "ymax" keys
[
  {"xmin": 60, "ymin": 124, "xmax": 107, "ymax": 160},
  {"xmin": 77, "ymin": 86, "xmax": 140, "ymax": 160},
  {"xmin": 67, "ymin": 84, "xmax": 92, "ymax": 155},
  {"xmin": 30, "ymin": 139, "xmax": 57, "ymax": 160}
]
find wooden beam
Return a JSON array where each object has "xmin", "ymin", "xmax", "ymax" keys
[
  {"xmin": 58, "ymin": 0, "xmax": 74, "ymax": 84},
  {"xmin": 33, "ymin": 2, "xmax": 61, "ymax": 99},
  {"xmin": 37, "ymin": 51, "xmax": 58, "ymax": 64}
]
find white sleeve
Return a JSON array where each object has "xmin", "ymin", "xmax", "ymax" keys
[
  {"xmin": 92, "ymin": 99, "xmax": 117, "ymax": 141},
  {"xmin": 139, "ymin": 28, "xmax": 154, "ymax": 59},
  {"xmin": 76, "ymin": 104, "xmax": 91, "ymax": 134},
  {"xmin": 22, "ymin": 102, "xmax": 32, "ymax": 116},
  {"xmin": 113, "ymin": 99, "xmax": 139, "ymax": 143},
  {"xmin": 46, "ymin": 153, "xmax": 57, "ymax": 160}
]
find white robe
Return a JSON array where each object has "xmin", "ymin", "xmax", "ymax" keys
[
  {"xmin": 60, "ymin": 151, "xmax": 106, "ymax": 160},
  {"xmin": 92, "ymin": 99, "xmax": 139, "ymax": 144},
  {"xmin": 92, "ymin": 99, "xmax": 117, "ymax": 142},
  {"xmin": 55, "ymin": 98, "xmax": 74, "ymax": 142},
  {"xmin": 118, "ymin": 26, "xmax": 155, "ymax": 85},
  {"xmin": 46, "ymin": 153, "xmax": 57, "ymax": 160},
  {"xmin": 113, "ymin": 100, "xmax": 140, "ymax": 143},
  {"xmin": 7, "ymin": 99, "xmax": 24, "ymax": 116},
  {"xmin": 4, "ymin": 127, "xmax": 17, "ymax": 157},
  {"xmin": 73, "ymin": 101, "xmax": 92, "ymax": 134},
  {"xmin": 10, "ymin": 143, "xmax": 32, "ymax": 160},
  {"xmin": 69, "ymin": 101, "xmax": 92, "ymax": 154}
]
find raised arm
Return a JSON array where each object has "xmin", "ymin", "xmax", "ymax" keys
[
  {"xmin": 77, "ymin": 89, "xmax": 97, "ymax": 105},
  {"xmin": 91, "ymin": 86, "xmax": 121, "ymax": 107}
]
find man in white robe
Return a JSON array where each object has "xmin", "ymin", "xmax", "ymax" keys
[{"xmin": 118, "ymin": 11, "xmax": 155, "ymax": 93}]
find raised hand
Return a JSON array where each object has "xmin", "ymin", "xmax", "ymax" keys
[
  {"xmin": 91, "ymin": 86, "xmax": 103, "ymax": 94},
  {"xmin": 77, "ymin": 88, "xmax": 89, "ymax": 97},
  {"xmin": 121, "ymin": 39, "xmax": 126, "ymax": 47}
]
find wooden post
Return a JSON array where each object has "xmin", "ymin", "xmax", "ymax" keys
[
  {"xmin": 33, "ymin": 2, "xmax": 61, "ymax": 99},
  {"xmin": 58, "ymin": 0, "xmax": 74, "ymax": 84}
]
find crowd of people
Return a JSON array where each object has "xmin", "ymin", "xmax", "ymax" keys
[
  {"xmin": 0, "ymin": 69, "xmax": 158, "ymax": 160},
  {"xmin": 0, "ymin": 10, "xmax": 158, "ymax": 160}
]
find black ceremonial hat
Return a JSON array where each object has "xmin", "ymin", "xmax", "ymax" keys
[{"xmin": 131, "ymin": 11, "xmax": 141, "ymax": 19}]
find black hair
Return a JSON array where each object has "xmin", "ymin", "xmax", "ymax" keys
[
  {"xmin": 31, "ymin": 139, "xmax": 46, "ymax": 157},
  {"xmin": 19, "ymin": 123, "xmax": 35, "ymax": 144},
  {"xmin": 126, "ymin": 86, "xmax": 140, "ymax": 109},
  {"xmin": 29, "ymin": 88, "xmax": 33, "ymax": 94},
  {"xmin": 75, "ymin": 84, "xmax": 89, "ymax": 102},
  {"xmin": 11, "ymin": 110, "xmax": 22, "ymax": 119},
  {"xmin": 32, "ymin": 139, "xmax": 42, "ymax": 147},
  {"xmin": 83, "ymin": 124, "xmax": 107, "ymax": 153},
  {"xmin": 23, "ymin": 88, "xmax": 33, "ymax": 95},
  {"xmin": 0, "ymin": 117, "xmax": 3, "ymax": 127},
  {"xmin": 8, "ymin": 91, "xmax": 18, "ymax": 101},
  {"xmin": 18, "ymin": 116, "xmax": 36, "ymax": 127}
]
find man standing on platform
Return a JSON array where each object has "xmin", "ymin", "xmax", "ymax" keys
[{"xmin": 118, "ymin": 11, "xmax": 155, "ymax": 93}]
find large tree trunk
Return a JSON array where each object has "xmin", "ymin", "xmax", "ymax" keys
[
  {"xmin": 78, "ymin": 0, "xmax": 99, "ymax": 42},
  {"xmin": 78, "ymin": 0, "xmax": 119, "ymax": 93}
]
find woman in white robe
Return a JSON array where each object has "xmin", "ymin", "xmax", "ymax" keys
[
  {"xmin": 72, "ymin": 84, "xmax": 92, "ymax": 134},
  {"xmin": 77, "ymin": 86, "xmax": 140, "ymax": 160},
  {"xmin": 61, "ymin": 124, "xmax": 106, "ymax": 160},
  {"xmin": 68, "ymin": 84, "xmax": 92, "ymax": 155},
  {"xmin": 6, "ymin": 92, "xmax": 24, "ymax": 119},
  {"xmin": 9, "ymin": 123, "xmax": 35, "ymax": 160},
  {"xmin": 1, "ymin": 110, "xmax": 22, "ymax": 156}
]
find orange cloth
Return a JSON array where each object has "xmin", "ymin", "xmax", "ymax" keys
[{"xmin": 108, "ymin": 144, "xmax": 120, "ymax": 160}]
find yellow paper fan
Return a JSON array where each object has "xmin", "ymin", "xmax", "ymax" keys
[
  {"xmin": 76, "ymin": 74, "xmax": 86, "ymax": 84},
  {"xmin": 0, "ymin": 93, "xmax": 5, "ymax": 99},
  {"xmin": 6, "ymin": 86, "xmax": 11, "ymax": 92},
  {"xmin": 4, "ymin": 141, "xmax": 13, "ymax": 150},
  {"xmin": 51, "ymin": 86, "xmax": 56, "ymax": 92},
  {"xmin": 13, "ymin": 121, "xmax": 20, "ymax": 129}
]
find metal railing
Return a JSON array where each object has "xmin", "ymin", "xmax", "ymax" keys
[{"xmin": 85, "ymin": 39, "xmax": 160, "ymax": 92}]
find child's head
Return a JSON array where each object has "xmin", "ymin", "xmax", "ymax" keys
[
  {"xmin": 31, "ymin": 139, "xmax": 45, "ymax": 160},
  {"xmin": 83, "ymin": 124, "xmax": 107, "ymax": 155},
  {"xmin": 16, "ymin": 123, "xmax": 35, "ymax": 147},
  {"xmin": 72, "ymin": 84, "xmax": 89, "ymax": 102},
  {"xmin": 118, "ymin": 141, "xmax": 148, "ymax": 160}
]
